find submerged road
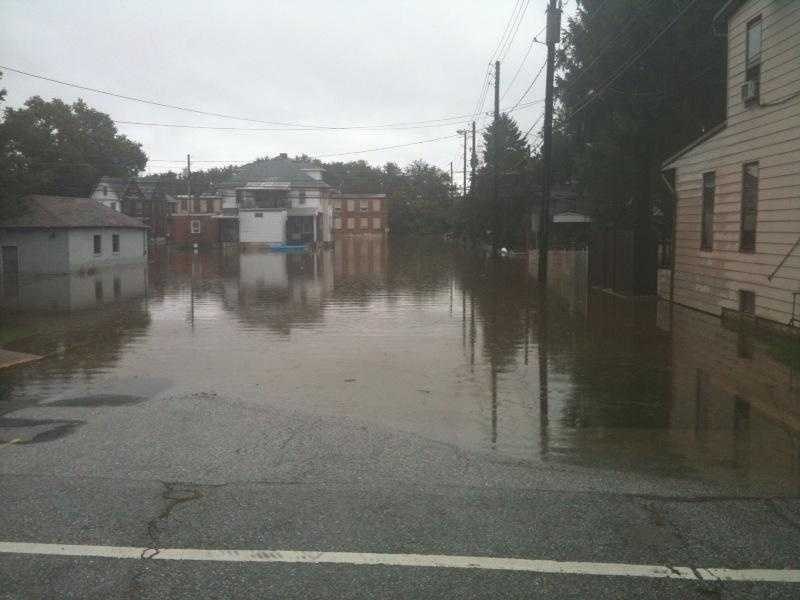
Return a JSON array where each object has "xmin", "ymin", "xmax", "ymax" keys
[{"xmin": 1, "ymin": 241, "xmax": 799, "ymax": 598}]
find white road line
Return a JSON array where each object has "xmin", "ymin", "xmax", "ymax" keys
[{"xmin": 0, "ymin": 542, "xmax": 799, "ymax": 583}]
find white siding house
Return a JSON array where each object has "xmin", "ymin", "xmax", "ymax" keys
[
  {"xmin": 217, "ymin": 155, "xmax": 334, "ymax": 246},
  {"xmin": 663, "ymin": 0, "xmax": 800, "ymax": 325},
  {"xmin": 0, "ymin": 196, "xmax": 147, "ymax": 276}
]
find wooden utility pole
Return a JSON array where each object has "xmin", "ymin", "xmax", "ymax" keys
[
  {"xmin": 462, "ymin": 130, "xmax": 467, "ymax": 200},
  {"xmin": 492, "ymin": 60, "xmax": 500, "ymax": 254},
  {"xmin": 538, "ymin": 0, "xmax": 561, "ymax": 283},
  {"xmin": 470, "ymin": 121, "xmax": 477, "ymax": 183},
  {"xmin": 186, "ymin": 154, "xmax": 192, "ymax": 199}
]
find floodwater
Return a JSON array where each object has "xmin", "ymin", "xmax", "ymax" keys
[{"xmin": 1, "ymin": 238, "xmax": 799, "ymax": 494}]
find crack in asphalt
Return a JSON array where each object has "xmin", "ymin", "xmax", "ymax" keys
[{"xmin": 142, "ymin": 482, "xmax": 208, "ymax": 560}]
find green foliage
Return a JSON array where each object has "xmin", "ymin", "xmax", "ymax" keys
[
  {"xmin": 0, "ymin": 84, "xmax": 147, "ymax": 219},
  {"xmin": 321, "ymin": 159, "xmax": 456, "ymax": 234},
  {"xmin": 465, "ymin": 114, "xmax": 536, "ymax": 248},
  {"xmin": 556, "ymin": 0, "xmax": 728, "ymax": 230},
  {"xmin": 139, "ymin": 165, "xmax": 238, "ymax": 197}
]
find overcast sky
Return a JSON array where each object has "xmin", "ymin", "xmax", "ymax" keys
[{"xmin": 0, "ymin": 0, "xmax": 570, "ymax": 182}]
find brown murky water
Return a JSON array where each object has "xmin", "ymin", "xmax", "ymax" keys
[{"xmin": 1, "ymin": 238, "xmax": 799, "ymax": 493}]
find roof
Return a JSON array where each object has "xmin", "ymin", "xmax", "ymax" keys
[
  {"xmin": 218, "ymin": 156, "xmax": 331, "ymax": 190},
  {"xmin": 95, "ymin": 176, "xmax": 128, "ymax": 198},
  {"xmin": 713, "ymin": 0, "xmax": 747, "ymax": 27},
  {"xmin": 0, "ymin": 195, "xmax": 147, "ymax": 229},
  {"xmin": 661, "ymin": 122, "xmax": 727, "ymax": 170},
  {"xmin": 135, "ymin": 179, "xmax": 163, "ymax": 201},
  {"xmin": 333, "ymin": 193, "xmax": 387, "ymax": 199}
]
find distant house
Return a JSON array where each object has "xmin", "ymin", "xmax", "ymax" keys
[
  {"xmin": 217, "ymin": 154, "xmax": 334, "ymax": 246},
  {"xmin": 0, "ymin": 195, "xmax": 147, "ymax": 276},
  {"xmin": 331, "ymin": 193, "xmax": 389, "ymax": 235},
  {"xmin": 90, "ymin": 176, "xmax": 140, "ymax": 213},
  {"xmin": 89, "ymin": 177, "xmax": 168, "ymax": 242},
  {"xmin": 530, "ymin": 185, "xmax": 592, "ymax": 248},
  {"xmin": 662, "ymin": 0, "xmax": 800, "ymax": 325},
  {"xmin": 168, "ymin": 192, "xmax": 237, "ymax": 245}
]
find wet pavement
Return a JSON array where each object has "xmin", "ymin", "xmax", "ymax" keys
[{"xmin": 1, "ymin": 238, "xmax": 799, "ymax": 598}]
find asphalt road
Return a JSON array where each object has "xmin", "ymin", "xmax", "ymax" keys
[{"xmin": 2, "ymin": 386, "xmax": 800, "ymax": 599}]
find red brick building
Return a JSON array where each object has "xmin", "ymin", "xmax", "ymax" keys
[
  {"xmin": 332, "ymin": 194, "xmax": 388, "ymax": 236},
  {"xmin": 170, "ymin": 214, "xmax": 238, "ymax": 246}
]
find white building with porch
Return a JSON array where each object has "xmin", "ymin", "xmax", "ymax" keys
[{"xmin": 218, "ymin": 155, "xmax": 334, "ymax": 246}]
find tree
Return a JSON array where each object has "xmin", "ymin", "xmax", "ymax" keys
[
  {"xmin": 0, "ymin": 92, "xmax": 147, "ymax": 218},
  {"xmin": 469, "ymin": 113, "xmax": 535, "ymax": 248},
  {"xmin": 555, "ymin": 0, "xmax": 728, "ymax": 231}
]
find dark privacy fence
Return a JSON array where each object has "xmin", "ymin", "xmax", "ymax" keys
[{"xmin": 589, "ymin": 229, "xmax": 658, "ymax": 296}]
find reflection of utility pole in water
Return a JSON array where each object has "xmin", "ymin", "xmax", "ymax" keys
[
  {"xmin": 461, "ymin": 285, "xmax": 466, "ymax": 351},
  {"xmin": 538, "ymin": 289, "xmax": 549, "ymax": 457},
  {"xmin": 469, "ymin": 293, "xmax": 476, "ymax": 371},
  {"xmin": 491, "ymin": 360, "xmax": 498, "ymax": 447}
]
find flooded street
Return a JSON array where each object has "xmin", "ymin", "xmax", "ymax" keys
[
  {"xmin": 2, "ymin": 238, "xmax": 798, "ymax": 494},
  {"xmin": 3, "ymin": 239, "xmax": 800, "ymax": 598}
]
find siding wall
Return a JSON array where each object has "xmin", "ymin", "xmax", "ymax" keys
[
  {"xmin": 239, "ymin": 210, "xmax": 286, "ymax": 244},
  {"xmin": 669, "ymin": 0, "xmax": 800, "ymax": 323},
  {"xmin": 67, "ymin": 229, "xmax": 146, "ymax": 271},
  {"xmin": 0, "ymin": 229, "xmax": 69, "ymax": 274}
]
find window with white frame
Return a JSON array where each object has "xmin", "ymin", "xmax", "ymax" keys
[{"xmin": 191, "ymin": 219, "xmax": 201, "ymax": 234}]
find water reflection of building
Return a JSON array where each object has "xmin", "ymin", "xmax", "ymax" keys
[
  {"xmin": 661, "ymin": 302, "xmax": 800, "ymax": 487},
  {"xmin": 1, "ymin": 264, "xmax": 148, "ymax": 312},
  {"xmin": 334, "ymin": 236, "xmax": 388, "ymax": 280},
  {"xmin": 233, "ymin": 249, "xmax": 334, "ymax": 334}
]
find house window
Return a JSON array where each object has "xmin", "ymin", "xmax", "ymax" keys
[
  {"xmin": 347, "ymin": 217, "xmax": 355, "ymax": 230},
  {"xmin": 745, "ymin": 17, "xmax": 762, "ymax": 104},
  {"xmin": 95, "ymin": 279, "xmax": 103, "ymax": 302},
  {"xmin": 112, "ymin": 234, "xmax": 120, "ymax": 253},
  {"xmin": 360, "ymin": 200, "xmax": 369, "ymax": 212},
  {"xmin": 110, "ymin": 202, "xmax": 117, "ymax": 211},
  {"xmin": 254, "ymin": 212, "xmax": 263, "ymax": 218},
  {"xmin": 372, "ymin": 199, "xmax": 381, "ymax": 212},
  {"xmin": 180, "ymin": 198, "xmax": 187, "ymax": 211},
  {"xmin": 93, "ymin": 234, "xmax": 102, "ymax": 255},
  {"xmin": 372, "ymin": 217, "xmax": 382, "ymax": 230},
  {"xmin": 701, "ymin": 172, "xmax": 715, "ymax": 251},
  {"xmin": 191, "ymin": 219, "xmax": 201, "ymax": 234},
  {"xmin": 113, "ymin": 277, "xmax": 122, "ymax": 299},
  {"xmin": 739, "ymin": 290, "xmax": 756, "ymax": 315},
  {"xmin": 360, "ymin": 217, "xmax": 369, "ymax": 229},
  {"xmin": 740, "ymin": 162, "xmax": 758, "ymax": 252},
  {"xmin": 347, "ymin": 200, "xmax": 356, "ymax": 212},
  {"xmin": 334, "ymin": 218, "xmax": 342, "ymax": 230},
  {"xmin": 194, "ymin": 199, "xmax": 202, "ymax": 213},
  {"xmin": 299, "ymin": 190, "xmax": 306, "ymax": 205}
]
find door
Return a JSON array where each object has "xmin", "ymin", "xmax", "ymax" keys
[{"xmin": 2, "ymin": 246, "xmax": 19, "ymax": 275}]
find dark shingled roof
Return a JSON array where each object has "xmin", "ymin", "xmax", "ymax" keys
[
  {"xmin": 219, "ymin": 156, "xmax": 330, "ymax": 189},
  {"xmin": 96, "ymin": 176, "xmax": 128, "ymax": 198},
  {"xmin": 0, "ymin": 195, "xmax": 147, "ymax": 229}
]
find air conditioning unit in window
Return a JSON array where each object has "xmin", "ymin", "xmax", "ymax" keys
[{"xmin": 741, "ymin": 80, "xmax": 758, "ymax": 104}]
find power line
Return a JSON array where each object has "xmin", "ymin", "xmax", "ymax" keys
[
  {"xmin": 112, "ymin": 100, "xmax": 544, "ymax": 133},
  {"xmin": 508, "ymin": 59, "xmax": 547, "ymax": 112},
  {"xmin": 144, "ymin": 133, "xmax": 462, "ymax": 164},
  {"xmin": 0, "ymin": 64, "xmax": 503, "ymax": 132},
  {"xmin": 498, "ymin": 0, "xmax": 532, "ymax": 63},
  {"xmin": 565, "ymin": 0, "xmax": 700, "ymax": 123}
]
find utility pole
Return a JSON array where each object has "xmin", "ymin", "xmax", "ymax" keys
[
  {"xmin": 457, "ymin": 129, "xmax": 468, "ymax": 200},
  {"xmin": 538, "ymin": 0, "xmax": 561, "ymax": 283},
  {"xmin": 186, "ymin": 154, "xmax": 192, "ymax": 199},
  {"xmin": 492, "ymin": 60, "xmax": 500, "ymax": 254},
  {"xmin": 470, "ymin": 121, "xmax": 477, "ymax": 184},
  {"xmin": 470, "ymin": 121, "xmax": 478, "ymax": 241}
]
